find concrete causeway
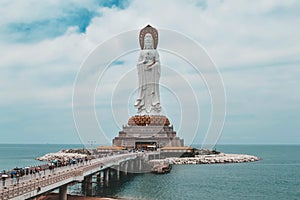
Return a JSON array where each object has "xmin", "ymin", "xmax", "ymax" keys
[{"xmin": 0, "ymin": 153, "xmax": 143, "ymax": 200}]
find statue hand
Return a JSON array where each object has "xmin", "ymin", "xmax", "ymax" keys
[{"xmin": 147, "ymin": 61, "xmax": 156, "ymax": 68}]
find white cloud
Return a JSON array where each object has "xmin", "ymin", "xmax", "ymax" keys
[
  {"xmin": 0, "ymin": 0, "xmax": 300, "ymax": 144},
  {"xmin": 0, "ymin": 0, "xmax": 98, "ymax": 24}
]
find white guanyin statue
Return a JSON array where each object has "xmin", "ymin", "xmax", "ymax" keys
[{"xmin": 134, "ymin": 25, "xmax": 161, "ymax": 115}]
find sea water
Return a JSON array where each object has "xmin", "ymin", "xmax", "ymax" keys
[
  {"xmin": 0, "ymin": 144, "xmax": 299, "ymax": 199},
  {"xmin": 0, "ymin": 144, "xmax": 84, "ymax": 170}
]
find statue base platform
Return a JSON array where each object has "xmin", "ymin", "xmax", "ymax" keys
[{"xmin": 113, "ymin": 115, "xmax": 184, "ymax": 150}]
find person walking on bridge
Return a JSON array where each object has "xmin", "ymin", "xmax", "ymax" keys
[{"xmin": 1, "ymin": 172, "xmax": 8, "ymax": 187}]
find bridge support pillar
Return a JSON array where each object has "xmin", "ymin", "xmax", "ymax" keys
[
  {"xmin": 86, "ymin": 175, "xmax": 93, "ymax": 196},
  {"xmin": 134, "ymin": 159, "xmax": 139, "ymax": 170},
  {"xmin": 116, "ymin": 165, "xmax": 120, "ymax": 180},
  {"xmin": 139, "ymin": 158, "xmax": 142, "ymax": 171},
  {"xmin": 129, "ymin": 160, "xmax": 135, "ymax": 173},
  {"xmin": 124, "ymin": 161, "xmax": 128, "ymax": 175},
  {"xmin": 59, "ymin": 184, "xmax": 67, "ymax": 200},
  {"xmin": 82, "ymin": 175, "xmax": 93, "ymax": 196},
  {"xmin": 104, "ymin": 168, "xmax": 110, "ymax": 186},
  {"xmin": 96, "ymin": 172, "xmax": 101, "ymax": 183}
]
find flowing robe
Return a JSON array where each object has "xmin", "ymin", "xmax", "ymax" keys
[{"xmin": 134, "ymin": 49, "xmax": 161, "ymax": 115}]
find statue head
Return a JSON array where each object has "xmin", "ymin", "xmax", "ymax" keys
[
  {"xmin": 139, "ymin": 24, "xmax": 158, "ymax": 49},
  {"xmin": 144, "ymin": 33, "xmax": 154, "ymax": 49}
]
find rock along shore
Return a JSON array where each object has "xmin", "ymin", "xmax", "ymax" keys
[
  {"xmin": 36, "ymin": 149, "xmax": 92, "ymax": 161},
  {"xmin": 168, "ymin": 153, "xmax": 260, "ymax": 165}
]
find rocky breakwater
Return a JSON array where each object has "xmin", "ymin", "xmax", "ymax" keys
[
  {"xmin": 36, "ymin": 149, "xmax": 93, "ymax": 161},
  {"xmin": 148, "ymin": 159, "xmax": 172, "ymax": 173},
  {"xmin": 168, "ymin": 153, "xmax": 260, "ymax": 165}
]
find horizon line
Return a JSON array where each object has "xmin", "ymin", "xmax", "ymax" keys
[{"xmin": 0, "ymin": 143, "xmax": 299, "ymax": 146}]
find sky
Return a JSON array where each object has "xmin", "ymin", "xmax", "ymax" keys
[{"xmin": 0, "ymin": 0, "xmax": 299, "ymax": 145}]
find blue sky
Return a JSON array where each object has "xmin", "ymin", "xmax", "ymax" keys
[{"xmin": 0, "ymin": 0, "xmax": 299, "ymax": 145}]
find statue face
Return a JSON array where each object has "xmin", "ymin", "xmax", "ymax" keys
[{"xmin": 144, "ymin": 33, "xmax": 154, "ymax": 49}]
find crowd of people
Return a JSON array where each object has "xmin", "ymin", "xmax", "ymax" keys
[{"xmin": 1, "ymin": 156, "xmax": 92, "ymax": 188}]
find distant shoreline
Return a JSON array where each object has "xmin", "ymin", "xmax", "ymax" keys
[{"xmin": 1, "ymin": 143, "xmax": 299, "ymax": 146}]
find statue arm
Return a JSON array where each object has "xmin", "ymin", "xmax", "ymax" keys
[
  {"xmin": 138, "ymin": 52, "xmax": 146, "ymax": 65},
  {"xmin": 136, "ymin": 52, "xmax": 146, "ymax": 102},
  {"xmin": 155, "ymin": 51, "xmax": 161, "ymax": 75}
]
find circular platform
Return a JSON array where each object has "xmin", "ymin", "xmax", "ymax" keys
[{"xmin": 128, "ymin": 115, "xmax": 170, "ymax": 126}]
